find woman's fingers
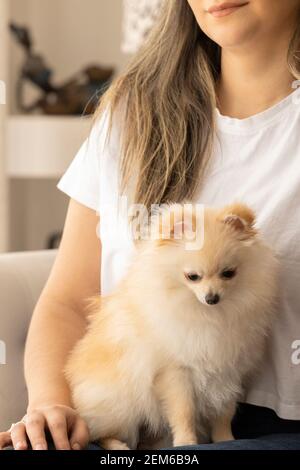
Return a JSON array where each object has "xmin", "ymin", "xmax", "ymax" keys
[
  {"xmin": 10, "ymin": 422, "xmax": 28, "ymax": 450},
  {"xmin": 69, "ymin": 416, "xmax": 89, "ymax": 450},
  {"xmin": 0, "ymin": 431, "xmax": 13, "ymax": 450},
  {"xmin": 25, "ymin": 413, "xmax": 47, "ymax": 450},
  {"xmin": 46, "ymin": 413, "xmax": 70, "ymax": 450},
  {"xmin": 0, "ymin": 406, "xmax": 88, "ymax": 451}
]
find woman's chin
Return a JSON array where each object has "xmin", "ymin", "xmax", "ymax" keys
[{"xmin": 205, "ymin": 25, "xmax": 258, "ymax": 50}]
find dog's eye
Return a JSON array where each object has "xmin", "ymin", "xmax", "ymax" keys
[
  {"xmin": 185, "ymin": 272, "xmax": 202, "ymax": 282},
  {"xmin": 221, "ymin": 269, "xmax": 236, "ymax": 279}
]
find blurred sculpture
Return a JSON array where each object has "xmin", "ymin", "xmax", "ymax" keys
[
  {"xmin": 9, "ymin": 23, "xmax": 114, "ymax": 115},
  {"xmin": 122, "ymin": 0, "xmax": 163, "ymax": 54}
]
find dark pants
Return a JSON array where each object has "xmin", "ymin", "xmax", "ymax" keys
[{"xmin": 86, "ymin": 404, "xmax": 300, "ymax": 450}]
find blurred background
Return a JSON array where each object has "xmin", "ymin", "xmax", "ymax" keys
[{"xmin": 0, "ymin": 0, "xmax": 162, "ymax": 253}]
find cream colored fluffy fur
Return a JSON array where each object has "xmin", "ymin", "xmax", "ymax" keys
[{"xmin": 65, "ymin": 203, "xmax": 278, "ymax": 450}]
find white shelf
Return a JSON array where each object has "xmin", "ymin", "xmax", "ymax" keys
[{"xmin": 6, "ymin": 115, "xmax": 92, "ymax": 178}]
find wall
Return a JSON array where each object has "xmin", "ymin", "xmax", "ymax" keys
[
  {"xmin": 0, "ymin": 0, "xmax": 9, "ymax": 252},
  {"xmin": 8, "ymin": 0, "xmax": 129, "ymax": 251}
]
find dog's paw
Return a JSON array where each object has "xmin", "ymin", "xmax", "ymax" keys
[
  {"xmin": 212, "ymin": 431, "xmax": 234, "ymax": 443},
  {"xmin": 173, "ymin": 438, "xmax": 198, "ymax": 447},
  {"xmin": 100, "ymin": 438, "xmax": 130, "ymax": 450}
]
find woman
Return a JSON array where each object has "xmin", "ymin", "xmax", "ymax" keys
[{"xmin": 1, "ymin": 0, "xmax": 300, "ymax": 450}]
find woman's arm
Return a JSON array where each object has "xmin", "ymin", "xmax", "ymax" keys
[
  {"xmin": 0, "ymin": 199, "xmax": 101, "ymax": 450},
  {"xmin": 25, "ymin": 198, "xmax": 101, "ymax": 409}
]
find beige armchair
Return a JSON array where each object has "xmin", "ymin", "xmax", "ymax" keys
[{"xmin": 0, "ymin": 250, "xmax": 56, "ymax": 431}]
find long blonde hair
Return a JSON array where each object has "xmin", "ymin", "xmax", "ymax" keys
[{"xmin": 97, "ymin": 0, "xmax": 300, "ymax": 210}]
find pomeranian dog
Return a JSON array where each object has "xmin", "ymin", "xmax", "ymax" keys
[{"xmin": 65, "ymin": 202, "xmax": 278, "ymax": 450}]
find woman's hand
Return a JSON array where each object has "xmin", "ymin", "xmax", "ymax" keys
[{"xmin": 0, "ymin": 405, "xmax": 89, "ymax": 450}]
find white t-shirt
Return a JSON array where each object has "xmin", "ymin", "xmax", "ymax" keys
[{"xmin": 58, "ymin": 89, "xmax": 300, "ymax": 420}]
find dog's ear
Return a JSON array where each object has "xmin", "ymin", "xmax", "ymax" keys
[{"xmin": 218, "ymin": 203, "xmax": 257, "ymax": 240}]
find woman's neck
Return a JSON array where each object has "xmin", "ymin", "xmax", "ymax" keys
[{"xmin": 217, "ymin": 33, "xmax": 296, "ymax": 119}]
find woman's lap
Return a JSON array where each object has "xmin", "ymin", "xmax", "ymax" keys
[
  {"xmin": 86, "ymin": 433, "xmax": 300, "ymax": 450},
  {"xmin": 87, "ymin": 403, "xmax": 300, "ymax": 450}
]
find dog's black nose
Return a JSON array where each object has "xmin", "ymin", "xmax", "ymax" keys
[{"xmin": 205, "ymin": 293, "xmax": 220, "ymax": 305}]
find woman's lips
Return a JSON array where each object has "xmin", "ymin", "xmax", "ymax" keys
[{"xmin": 207, "ymin": 2, "xmax": 248, "ymax": 17}]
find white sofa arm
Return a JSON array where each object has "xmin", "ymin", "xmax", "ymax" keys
[{"xmin": 0, "ymin": 250, "xmax": 57, "ymax": 431}]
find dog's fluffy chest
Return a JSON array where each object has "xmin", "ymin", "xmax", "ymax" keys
[{"xmin": 149, "ymin": 309, "xmax": 254, "ymax": 416}]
